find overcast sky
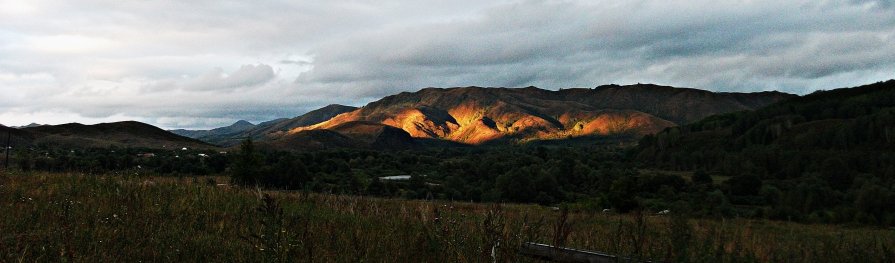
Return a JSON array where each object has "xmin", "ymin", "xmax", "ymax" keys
[{"xmin": 1, "ymin": 0, "xmax": 893, "ymax": 129}]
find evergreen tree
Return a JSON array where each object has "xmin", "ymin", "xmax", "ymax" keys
[{"xmin": 231, "ymin": 139, "xmax": 262, "ymax": 186}]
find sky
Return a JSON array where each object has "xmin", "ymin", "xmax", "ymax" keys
[{"xmin": 1, "ymin": 0, "xmax": 893, "ymax": 129}]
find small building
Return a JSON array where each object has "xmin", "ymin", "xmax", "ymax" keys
[
  {"xmin": 379, "ymin": 175, "xmax": 412, "ymax": 181},
  {"xmin": 379, "ymin": 174, "xmax": 429, "ymax": 181}
]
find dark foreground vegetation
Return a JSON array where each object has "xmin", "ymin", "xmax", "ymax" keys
[
  {"xmin": 8, "ymin": 132, "xmax": 894, "ymax": 227},
  {"xmin": 1, "ymin": 171, "xmax": 893, "ymax": 262}
]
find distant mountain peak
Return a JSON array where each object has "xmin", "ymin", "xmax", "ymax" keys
[
  {"xmin": 231, "ymin": 120, "xmax": 254, "ymax": 127},
  {"xmin": 171, "ymin": 104, "xmax": 359, "ymax": 147},
  {"xmin": 323, "ymin": 103, "xmax": 352, "ymax": 108},
  {"xmin": 9, "ymin": 123, "xmax": 44, "ymax": 129}
]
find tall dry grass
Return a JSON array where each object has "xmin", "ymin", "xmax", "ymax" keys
[{"xmin": 1, "ymin": 171, "xmax": 893, "ymax": 262}]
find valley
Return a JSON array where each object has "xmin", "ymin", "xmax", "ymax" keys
[{"xmin": 2, "ymin": 80, "xmax": 894, "ymax": 262}]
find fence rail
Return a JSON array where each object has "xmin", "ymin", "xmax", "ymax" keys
[{"xmin": 519, "ymin": 242, "xmax": 618, "ymax": 263}]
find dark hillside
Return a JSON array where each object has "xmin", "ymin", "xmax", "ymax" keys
[
  {"xmin": 0, "ymin": 125, "xmax": 35, "ymax": 147},
  {"xmin": 636, "ymin": 79, "xmax": 895, "ymax": 224},
  {"xmin": 23, "ymin": 121, "xmax": 213, "ymax": 149}
]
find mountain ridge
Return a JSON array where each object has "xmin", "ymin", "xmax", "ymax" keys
[
  {"xmin": 170, "ymin": 120, "xmax": 256, "ymax": 139},
  {"xmin": 286, "ymin": 84, "xmax": 794, "ymax": 145},
  {"xmin": 13, "ymin": 121, "xmax": 214, "ymax": 149},
  {"xmin": 169, "ymin": 104, "xmax": 358, "ymax": 147},
  {"xmin": 5, "ymin": 84, "xmax": 797, "ymax": 150},
  {"xmin": 636, "ymin": 79, "xmax": 895, "ymax": 175}
]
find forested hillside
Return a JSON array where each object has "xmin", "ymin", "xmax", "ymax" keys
[{"xmin": 637, "ymin": 80, "xmax": 895, "ymax": 224}]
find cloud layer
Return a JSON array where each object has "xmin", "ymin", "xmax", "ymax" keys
[{"xmin": 1, "ymin": 0, "xmax": 893, "ymax": 129}]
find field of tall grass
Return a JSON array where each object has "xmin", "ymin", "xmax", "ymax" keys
[{"xmin": 1, "ymin": 171, "xmax": 893, "ymax": 262}]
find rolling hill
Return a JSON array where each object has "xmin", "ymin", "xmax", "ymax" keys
[
  {"xmin": 170, "ymin": 120, "xmax": 256, "ymax": 139},
  {"xmin": 289, "ymin": 85, "xmax": 793, "ymax": 145},
  {"xmin": 636, "ymin": 79, "xmax": 895, "ymax": 177},
  {"xmin": 171, "ymin": 104, "xmax": 357, "ymax": 147},
  {"xmin": 238, "ymin": 104, "xmax": 358, "ymax": 140},
  {"xmin": 261, "ymin": 121, "xmax": 417, "ymax": 151},
  {"xmin": 6, "ymin": 84, "xmax": 792, "ymax": 151},
  {"xmin": 0, "ymin": 124, "xmax": 35, "ymax": 148},
  {"xmin": 15, "ymin": 121, "xmax": 214, "ymax": 149}
]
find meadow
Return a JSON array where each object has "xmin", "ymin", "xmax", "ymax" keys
[{"xmin": 1, "ymin": 171, "xmax": 893, "ymax": 262}]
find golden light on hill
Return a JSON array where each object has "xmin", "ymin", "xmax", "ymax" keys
[{"xmin": 281, "ymin": 85, "xmax": 791, "ymax": 146}]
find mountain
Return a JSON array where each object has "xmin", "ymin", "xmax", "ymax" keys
[
  {"xmin": 169, "ymin": 129, "xmax": 205, "ymax": 138},
  {"xmin": 262, "ymin": 121, "xmax": 416, "ymax": 151},
  {"xmin": 0, "ymin": 124, "xmax": 35, "ymax": 148},
  {"xmin": 238, "ymin": 104, "xmax": 357, "ymax": 140},
  {"xmin": 19, "ymin": 121, "xmax": 213, "ymax": 149},
  {"xmin": 231, "ymin": 118, "xmax": 288, "ymax": 139},
  {"xmin": 327, "ymin": 121, "xmax": 417, "ymax": 149},
  {"xmin": 221, "ymin": 120, "xmax": 256, "ymax": 133},
  {"xmin": 170, "ymin": 120, "xmax": 256, "ymax": 139},
  {"xmin": 636, "ymin": 79, "xmax": 895, "ymax": 177},
  {"xmin": 13, "ymin": 123, "xmax": 44, "ymax": 128},
  {"xmin": 289, "ymin": 85, "xmax": 794, "ymax": 145},
  {"xmin": 172, "ymin": 104, "xmax": 358, "ymax": 147}
]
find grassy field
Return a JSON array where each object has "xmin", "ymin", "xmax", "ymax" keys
[{"xmin": 1, "ymin": 171, "xmax": 893, "ymax": 262}]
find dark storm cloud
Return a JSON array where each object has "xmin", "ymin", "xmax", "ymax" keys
[
  {"xmin": 1, "ymin": 0, "xmax": 893, "ymax": 128},
  {"xmin": 297, "ymin": 0, "xmax": 895, "ymax": 99}
]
